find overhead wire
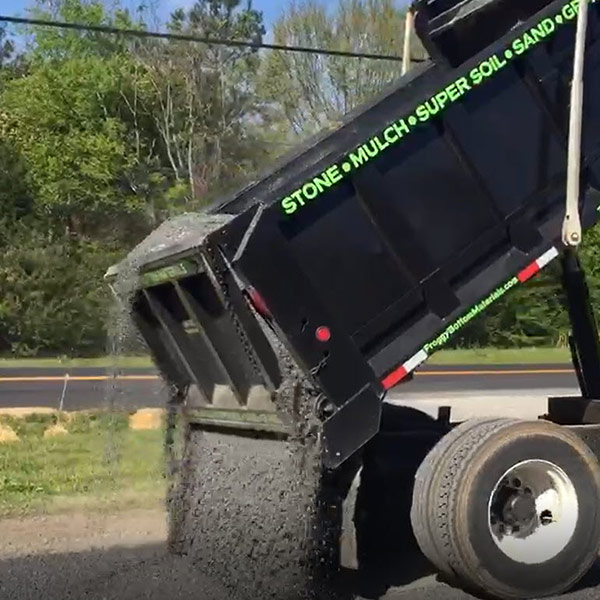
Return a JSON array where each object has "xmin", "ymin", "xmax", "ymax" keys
[{"xmin": 0, "ymin": 14, "xmax": 426, "ymax": 63}]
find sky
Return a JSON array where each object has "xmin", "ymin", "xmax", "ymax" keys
[{"xmin": 0, "ymin": 0, "xmax": 330, "ymax": 28}]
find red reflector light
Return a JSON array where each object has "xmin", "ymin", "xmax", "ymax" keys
[
  {"xmin": 517, "ymin": 262, "xmax": 540, "ymax": 283},
  {"xmin": 315, "ymin": 326, "xmax": 331, "ymax": 343},
  {"xmin": 247, "ymin": 287, "xmax": 271, "ymax": 318},
  {"xmin": 382, "ymin": 366, "xmax": 408, "ymax": 390}
]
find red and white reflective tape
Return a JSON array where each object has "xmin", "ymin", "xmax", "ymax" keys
[
  {"xmin": 382, "ymin": 348, "xmax": 428, "ymax": 390},
  {"xmin": 517, "ymin": 247, "xmax": 559, "ymax": 283},
  {"xmin": 381, "ymin": 246, "xmax": 560, "ymax": 390}
]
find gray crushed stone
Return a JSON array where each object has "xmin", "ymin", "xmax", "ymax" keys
[
  {"xmin": 105, "ymin": 210, "xmax": 341, "ymax": 600},
  {"xmin": 170, "ymin": 431, "xmax": 328, "ymax": 600}
]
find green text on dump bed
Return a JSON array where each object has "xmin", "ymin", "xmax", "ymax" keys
[{"xmin": 280, "ymin": 0, "xmax": 597, "ymax": 217}]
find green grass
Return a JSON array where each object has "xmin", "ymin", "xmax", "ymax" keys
[
  {"xmin": 0, "ymin": 356, "xmax": 153, "ymax": 369},
  {"xmin": 428, "ymin": 347, "xmax": 571, "ymax": 365},
  {"xmin": 0, "ymin": 348, "xmax": 572, "ymax": 369},
  {"xmin": 0, "ymin": 425, "xmax": 165, "ymax": 517},
  {"xmin": 0, "ymin": 412, "xmax": 132, "ymax": 438}
]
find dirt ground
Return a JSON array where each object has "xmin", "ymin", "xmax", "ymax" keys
[
  {"xmin": 2, "ymin": 509, "xmax": 600, "ymax": 600},
  {"xmin": 0, "ymin": 509, "xmax": 167, "ymax": 559},
  {"xmin": 0, "ymin": 509, "xmax": 233, "ymax": 600}
]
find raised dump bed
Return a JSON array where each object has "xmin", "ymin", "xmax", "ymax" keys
[
  {"xmin": 107, "ymin": 2, "xmax": 600, "ymax": 599},
  {"xmin": 109, "ymin": 0, "xmax": 600, "ymax": 465}
]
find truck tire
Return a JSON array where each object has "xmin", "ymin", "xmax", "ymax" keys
[
  {"xmin": 166, "ymin": 425, "xmax": 346, "ymax": 600},
  {"xmin": 416, "ymin": 418, "xmax": 600, "ymax": 599},
  {"xmin": 410, "ymin": 417, "xmax": 512, "ymax": 577}
]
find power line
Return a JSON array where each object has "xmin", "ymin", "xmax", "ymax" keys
[{"xmin": 0, "ymin": 15, "xmax": 426, "ymax": 63}]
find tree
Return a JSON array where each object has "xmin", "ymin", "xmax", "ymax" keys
[
  {"xmin": 0, "ymin": 0, "xmax": 281, "ymax": 356},
  {"xmin": 0, "ymin": 26, "xmax": 14, "ymax": 69},
  {"xmin": 262, "ymin": 0, "xmax": 428, "ymax": 135},
  {"xmin": 0, "ymin": 27, "xmax": 32, "ymax": 221},
  {"xmin": 0, "ymin": 218, "xmax": 119, "ymax": 356},
  {"xmin": 28, "ymin": 0, "xmax": 139, "ymax": 61},
  {"xmin": 0, "ymin": 0, "xmax": 176, "ymax": 240},
  {"xmin": 0, "ymin": 137, "xmax": 32, "ymax": 221},
  {"xmin": 135, "ymin": 0, "xmax": 272, "ymax": 206},
  {"xmin": 1, "ymin": 56, "xmax": 156, "ymax": 240}
]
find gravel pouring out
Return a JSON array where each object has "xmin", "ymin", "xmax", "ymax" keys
[
  {"xmin": 106, "ymin": 212, "xmax": 343, "ymax": 600},
  {"xmin": 169, "ymin": 431, "xmax": 332, "ymax": 600}
]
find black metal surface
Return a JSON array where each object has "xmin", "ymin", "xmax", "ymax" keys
[
  {"xmin": 239, "ymin": 1, "xmax": 600, "ymax": 386},
  {"xmin": 173, "ymin": 280, "xmax": 254, "ymax": 402},
  {"xmin": 131, "ymin": 293, "xmax": 190, "ymax": 391},
  {"xmin": 561, "ymin": 249, "xmax": 600, "ymax": 398},
  {"xmin": 322, "ymin": 384, "xmax": 383, "ymax": 469},
  {"xmin": 116, "ymin": 0, "xmax": 600, "ymax": 467},
  {"xmin": 368, "ymin": 198, "xmax": 600, "ymax": 376},
  {"xmin": 143, "ymin": 287, "xmax": 225, "ymax": 402},
  {"xmin": 230, "ymin": 210, "xmax": 381, "ymax": 410},
  {"xmin": 133, "ymin": 245, "xmax": 282, "ymax": 406},
  {"xmin": 415, "ymin": 0, "xmax": 554, "ymax": 67},
  {"xmin": 203, "ymin": 242, "xmax": 282, "ymax": 391},
  {"xmin": 548, "ymin": 397, "xmax": 600, "ymax": 425}
]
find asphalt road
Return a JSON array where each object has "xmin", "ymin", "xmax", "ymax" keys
[
  {"xmin": 0, "ymin": 364, "xmax": 580, "ymax": 410},
  {"xmin": 0, "ymin": 367, "xmax": 165, "ymax": 410}
]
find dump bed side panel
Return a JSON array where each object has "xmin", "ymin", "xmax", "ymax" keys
[
  {"xmin": 224, "ymin": 0, "xmax": 600, "ymax": 401},
  {"xmin": 211, "ymin": 0, "xmax": 575, "ymax": 217}
]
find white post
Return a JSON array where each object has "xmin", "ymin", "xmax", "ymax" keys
[
  {"xmin": 59, "ymin": 373, "xmax": 70, "ymax": 412},
  {"xmin": 402, "ymin": 9, "xmax": 414, "ymax": 76},
  {"xmin": 562, "ymin": 0, "xmax": 590, "ymax": 247}
]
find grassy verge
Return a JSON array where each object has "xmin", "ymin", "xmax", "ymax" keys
[
  {"xmin": 0, "ymin": 348, "xmax": 573, "ymax": 369},
  {"xmin": 427, "ymin": 347, "xmax": 571, "ymax": 365},
  {"xmin": 0, "ymin": 356, "xmax": 153, "ymax": 369},
  {"xmin": 0, "ymin": 416, "xmax": 165, "ymax": 517}
]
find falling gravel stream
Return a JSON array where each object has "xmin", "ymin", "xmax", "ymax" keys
[{"xmin": 104, "ymin": 211, "xmax": 336, "ymax": 600}]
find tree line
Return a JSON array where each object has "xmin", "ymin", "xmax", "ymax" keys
[{"xmin": 0, "ymin": 0, "xmax": 596, "ymax": 357}]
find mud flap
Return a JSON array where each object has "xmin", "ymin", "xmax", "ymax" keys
[{"xmin": 322, "ymin": 385, "xmax": 383, "ymax": 469}]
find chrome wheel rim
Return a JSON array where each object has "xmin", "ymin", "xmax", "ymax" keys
[{"xmin": 487, "ymin": 459, "xmax": 578, "ymax": 564}]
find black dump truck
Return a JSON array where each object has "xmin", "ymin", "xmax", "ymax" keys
[{"xmin": 107, "ymin": 1, "xmax": 600, "ymax": 598}]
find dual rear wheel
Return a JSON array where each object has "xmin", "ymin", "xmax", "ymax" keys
[
  {"xmin": 411, "ymin": 418, "xmax": 600, "ymax": 599},
  {"xmin": 167, "ymin": 415, "xmax": 600, "ymax": 600}
]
